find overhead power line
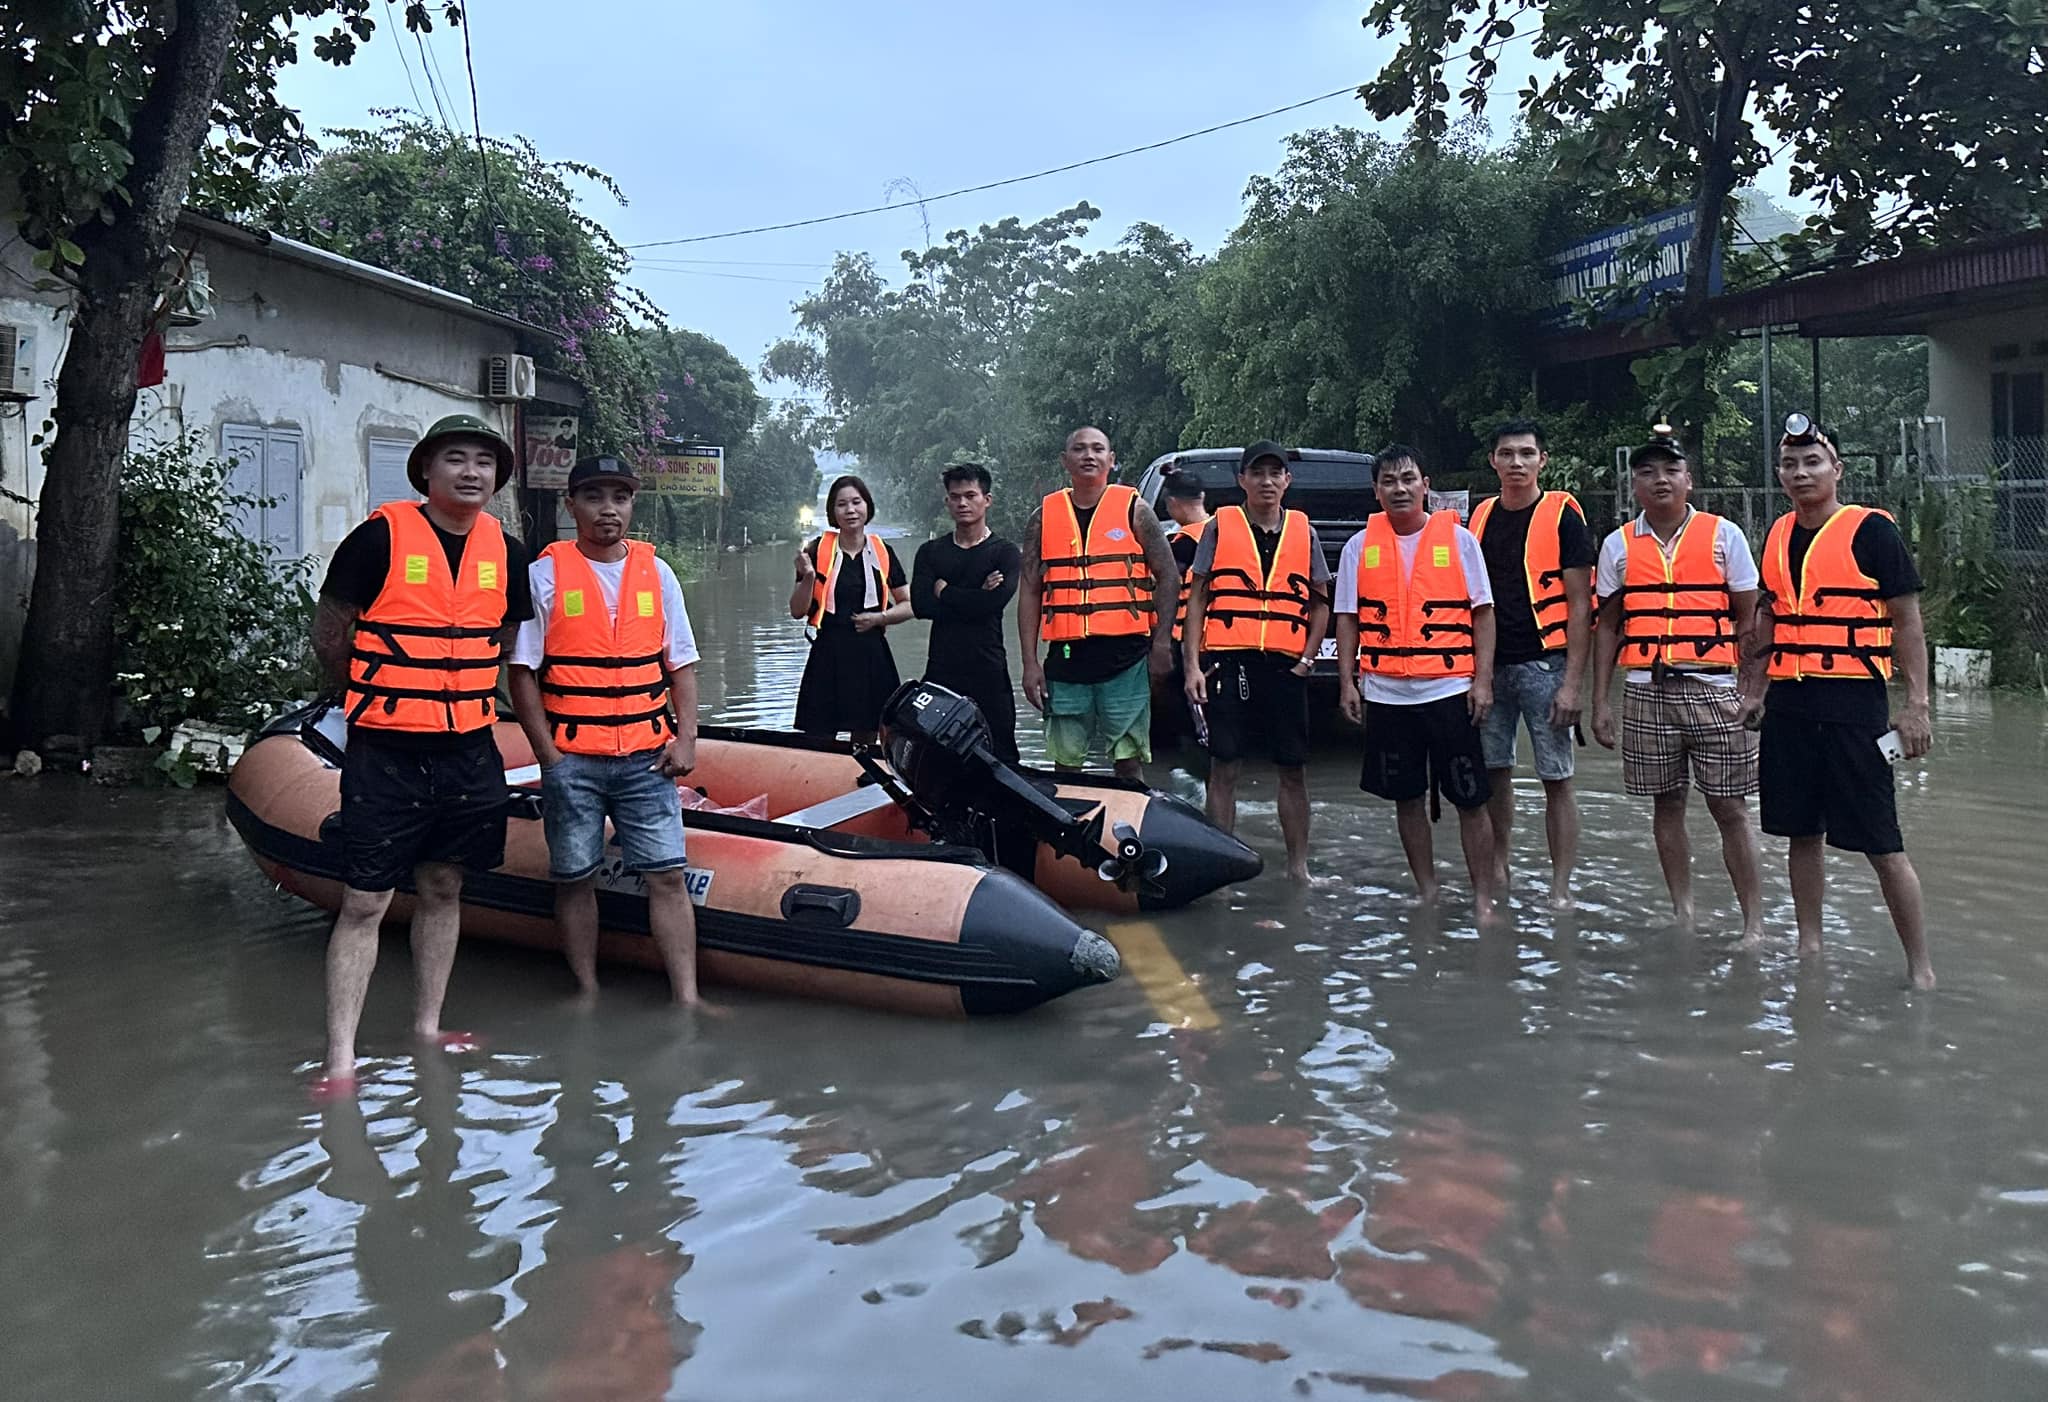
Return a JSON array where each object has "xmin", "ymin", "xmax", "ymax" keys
[{"xmin": 624, "ymin": 83, "xmax": 1361, "ymax": 249}]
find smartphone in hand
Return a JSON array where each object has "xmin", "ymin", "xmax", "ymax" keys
[{"xmin": 1876, "ymin": 728, "xmax": 1906, "ymax": 765}]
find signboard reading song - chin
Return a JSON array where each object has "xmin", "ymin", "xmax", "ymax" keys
[
  {"xmin": 523, "ymin": 415, "xmax": 578, "ymax": 491},
  {"xmin": 644, "ymin": 446, "xmax": 725, "ymax": 497},
  {"xmin": 1539, "ymin": 205, "xmax": 1720, "ymax": 328}
]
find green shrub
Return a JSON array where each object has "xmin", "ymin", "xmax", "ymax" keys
[{"xmin": 114, "ymin": 432, "xmax": 319, "ymax": 735}]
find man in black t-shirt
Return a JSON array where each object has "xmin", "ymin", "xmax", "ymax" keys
[
  {"xmin": 911, "ymin": 463, "xmax": 1022, "ymax": 762},
  {"xmin": 1740, "ymin": 416, "xmax": 1934, "ymax": 989},
  {"xmin": 1470, "ymin": 418, "xmax": 1596, "ymax": 909},
  {"xmin": 310, "ymin": 413, "xmax": 535, "ymax": 1092}
]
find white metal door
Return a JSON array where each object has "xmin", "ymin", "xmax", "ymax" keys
[
  {"xmin": 220, "ymin": 424, "xmax": 304, "ymax": 560},
  {"xmin": 262, "ymin": 429, "xmax": 302, "ymax": 559},
  {"xmin": 367, "ymin": 435, "xmax": 415, "ymax": 511}
]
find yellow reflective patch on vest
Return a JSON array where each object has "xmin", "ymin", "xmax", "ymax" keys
[
  {"xmin": 1364, "ymin": 545, "xmax": 1381, "ymax": 569},
  {"xmin": 1433, "ymin": 545, "xmax": 1450, "ymax": 569},
  {"xmin": 563, "ymin": 589, "xmax": 585, "ymax": 617},
  {"xmin": 404, "ymin": 554, "xmax": 430, "ymax": 585},
  {"xmin": 477, "ymin": 560, "xmax": 499, "ymax": 590},
  {"xmin": 636, "ymin": 590, "xmax": 655, "ymax": 618}
]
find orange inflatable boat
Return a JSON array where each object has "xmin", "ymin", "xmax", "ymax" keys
[{"xmin": 227, "ymin": 705, "xmax": 1122, "ymax": 1017}]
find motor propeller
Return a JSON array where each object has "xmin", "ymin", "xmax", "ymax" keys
[{"xmin": 1096, "ymin": 819, "xmax": 1170, "ymax": 899}]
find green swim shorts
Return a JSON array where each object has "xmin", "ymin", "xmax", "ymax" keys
[{"xmin": 1044, "ymin": 657, "xmax": 1153, "ymax": 768}]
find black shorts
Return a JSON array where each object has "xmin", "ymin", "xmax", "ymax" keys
[
  {"xmin": 1202, "ymin": 651, "xmax": 1309, "ymax": 767},
  {"xmin": 1360, "ymin": 695, "xmax": 1492, "ymax": 810},
  {"xmin": 1758, "ymin": 710, "xmax": 1903, "ymax": 854},
  {"xmin": 339, "ymin": 730, "xmax": 509, "ymax": 892}
]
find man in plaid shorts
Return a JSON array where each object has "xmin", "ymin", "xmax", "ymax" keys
[{"xmin": 1590, "ymin": 431, "xmax": 1764, "ymax": 944}]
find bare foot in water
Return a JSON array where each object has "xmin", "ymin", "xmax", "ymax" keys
[
  {"xmin": 1286, "ymin": 860, "xmax": 1311, "ymax": 883},
  {"xmin": 1549, "ymin": 880, "xmax": 1573, "ymax": 913},
  {"xmin": 1737, "ymin": 920, "xmax": 1764, "ymax": 952},
  {"xmin": 1416, "ymin": 880, "xmax": 1442, "ymax": 907},
  {"xmin": 1904, "ymin": 964, "xmax": 1936, "ymax": 991},
  {"xmin": 310, "ymin": 1071, "xmax": 359, "ymax": 1103}
]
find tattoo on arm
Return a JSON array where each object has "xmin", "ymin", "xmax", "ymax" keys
[
  {"xmin": 312, "ymin": 597, "xmax": 358, "ymax": 692},
  {"xmin": 1018, "ymin": 507, "xmax": 1043, "ymax": 583},
  {"xmin": 1133, "ymin": 505, "xmax": 1178, "ymax": 645}
]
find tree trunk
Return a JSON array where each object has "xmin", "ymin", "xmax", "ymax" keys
[{"xmin": 8, "ymin": 0, "xmax": 239, "ymax": 749}]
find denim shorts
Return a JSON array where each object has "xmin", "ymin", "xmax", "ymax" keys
[
  {"xmin": 540, "ymin": 749, "xmax": 688, "ymax": 883},
  {"xmin": 1479, "ymin": 655, "xmax": 1576, "ymax": 780}
]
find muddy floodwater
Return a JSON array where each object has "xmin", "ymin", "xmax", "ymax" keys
[{"xmin": 6, "ymin": 549, "xmax": 2048, "ymax": 1401}]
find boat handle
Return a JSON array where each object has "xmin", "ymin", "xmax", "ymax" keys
[{"xmin": 780, "ymin": 884, "xmax": 862, "ymax": 927}]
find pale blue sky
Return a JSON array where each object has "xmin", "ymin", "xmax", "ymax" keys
[{"xmin": 279, "ymin": 0, "xmax": 1435, "ymax": 392}]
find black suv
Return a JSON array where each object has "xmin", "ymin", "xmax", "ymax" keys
[{"xmin": 1133, "ymin": 446, "xmax": 1376, "ymax": 676}]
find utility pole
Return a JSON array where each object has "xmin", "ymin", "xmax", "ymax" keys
[{"xmin": 1759, "ymin": 325, "xmax": 1774, "ymax": 487}]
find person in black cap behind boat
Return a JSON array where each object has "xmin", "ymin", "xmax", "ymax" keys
[
  {"xmin": 508, "ymin": 455, "xmax": 705, "ymax": 1007},
  {"xmin": 310, "ymin": 412, "xmax": 535, "ymax": 1093},
  {"xmin": 1182, "ymin": 442, "xmax": 1331, "ymax": 880},
  {"xmin": 1152, "ymin": 468, "xmax": 1213, "ymax": 751},
  {"xmin": 1740, "ymin": 414, "xmax": 1934, "ymax": 988}
]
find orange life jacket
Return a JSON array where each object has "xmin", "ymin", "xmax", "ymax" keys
[
  {"xmin": 1354, "ymin": 511, "xmax": 1475, "ymax": 679},
  {"xmin": 806, "ymin": 533, "xmax": 894, "ymax": 629},
  {"xmin": 346, "ymin": 501, "xmax": 507, "ymax": 733},
  {"xmin": 1039, "ymin": 484, "xmax": 1154, "ymax": 642},
  {"xmin": 1469, "ymin": 490, "xmax": 1585, "ymax": 651},
  {"xmin": 537, "ymin": 540, "xmax": 674, "ymax": 755},
  {"xmin": 1171, "ymin": 515, "xmax": 1210, "ymax": 643},
  {"xmin": 1200, "ymin": 506, "xmax": 1313, "ymax": 655},
  {"xmin": 1760, "ymin": 505, "xmax": 1895, "ymax": 680},
  {"xmin": 1617, "ymin": 512, "xmax": 1739, "ymax": 670}
]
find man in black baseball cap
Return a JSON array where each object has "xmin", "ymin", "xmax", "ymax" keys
[{"xmin": 509, "ymin": 450, "xmax": 708, "ymax": 1006}]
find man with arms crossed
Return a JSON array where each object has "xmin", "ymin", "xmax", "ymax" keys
[
  {"xmin": 911, "ymin": 463, "xmax": 1023, "ymax": 763},
  {"xmin": 1468, "ymin": 418, "xmax": 1594, "ymax": 909},
  {"xmin": 1590, "ymin": 431, "xmax": 1764, "ymax": 943},
  {"xmin": 1182, "ymin": 442, "xmax": 1332, "ymax": 881},
  {"xmin": 508, "ymin": 455, "xmax": 705, "ymax": 1006},
  {"xmin": 1741, "ymin": 415, "xmax": 1934, "ymax": 988},
  {"xmin": 312, "ymin": 413, "xmax": 532, "ymax": 1092},
  {"xmin": 1335, "ymin": 445, "xmax": 1501, "ymax": 920},
  {"xmin": 1018, "ymin": 426, "xmax": 1178, "ymax": 778}
]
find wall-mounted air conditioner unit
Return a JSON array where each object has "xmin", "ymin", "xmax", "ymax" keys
[
  {"xmin": 0, "ymin": 325, "xmax": 35, "ymax": 400},
  {"xmin": 484, "ymin": 353, "xmax": 536, "ymax": 401}
]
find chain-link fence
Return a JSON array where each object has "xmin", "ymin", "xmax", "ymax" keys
[{"xmin": 1573, "ymin": 436, "xmax": 2048, "ymax": 671}]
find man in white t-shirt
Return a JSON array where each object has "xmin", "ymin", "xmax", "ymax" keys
[
  {"xmin": 1589, "ymin": 433, "xmax": 1763, "ymax": 943},
  {"xmin": 508, "ymin": 456, "xmax": 707, "ymax": 1006},
  {"xmin": 1334, "ymin": 444, "xmax": 1500, "ymax": 920}
]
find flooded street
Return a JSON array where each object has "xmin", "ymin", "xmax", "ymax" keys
[{"xmin": 7, "ymin": 548, "xmax": 2048, "ymax": 1401}]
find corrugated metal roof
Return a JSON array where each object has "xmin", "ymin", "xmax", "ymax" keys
[{"xmin": 1538, "ymin": 228, "xmax": 2048, "ymax": 365}]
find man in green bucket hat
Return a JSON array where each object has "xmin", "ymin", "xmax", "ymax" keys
[{"xmin": 309, "ymin": 411, "xmax": 535, "ymax": 1096}]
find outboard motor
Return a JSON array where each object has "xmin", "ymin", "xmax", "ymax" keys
[{"xmin": 875, "ymin": 681, "xmax": 1170, "ymax": 898}]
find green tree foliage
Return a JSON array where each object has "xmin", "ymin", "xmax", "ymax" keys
[
  {"xmin": 1356, "ymin": 0, "xmax": 2048, "ymax": 439},
  {"xmin": 729, "ymin": 406, "xmax": 823, "ymax": 546},
  {"xmin": 1012, "ymin": 223, "xmax": 1196, "ymax": 483},
  {"xmin": 765, "ymin": 205, "xmax": 1100, "ymax": 530},
  {"xmin": 3, "ymin": 0, "xmax": 458, "ymax": 747},
  {"xmin": 266, "ymin": 116, "xmax": 662, "ymax": 453},
  {"xmin": 641, "ymin": 326, "xmax": 760, "ymax": 450},
  {"xmin": 114, "ymin": 432, "xmax": 318, "ymax": 736},
  {"xmin": 1177, "ymin": 125, "xmax": 1572, "ymax": 476}
]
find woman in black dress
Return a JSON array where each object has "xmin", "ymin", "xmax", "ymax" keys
[{"xmin": 789, "ymin": 475, "xmax": 911, "ymax": 742}]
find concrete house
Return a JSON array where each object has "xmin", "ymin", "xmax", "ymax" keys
[{"xmin": 0, "ymin": 211, "xmax": 581, "ymax": 691}]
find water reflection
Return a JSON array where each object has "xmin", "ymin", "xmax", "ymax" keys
[{"xmin": 3, "ymin": 563, "xmax": 2048, "ymax": 1399}]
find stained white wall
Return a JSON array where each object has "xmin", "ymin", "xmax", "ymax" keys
[
  {"xmin": 1926, "ymin": 305, "xmax": 2048, "ymax": 451},
  {"xmin": 0, "ymin": 231, "xmax": 533, "ymax": 692}
]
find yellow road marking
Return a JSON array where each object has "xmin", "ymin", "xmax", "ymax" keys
[{"xmin": 1102, "ymin": 919, "xmax": 1219, "ymax": 1030}]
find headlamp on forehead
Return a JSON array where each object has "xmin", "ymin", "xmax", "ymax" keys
[{"xmin": 1781, "ymin": 412, "xmax": 1830, "ymax": 446}]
